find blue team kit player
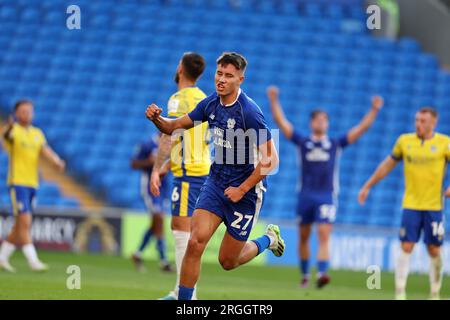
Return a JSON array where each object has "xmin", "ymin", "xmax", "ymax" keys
[
  {"xmin": 145, "ymin": 52, "xmax": 285, "ymax": 300},
  {"xmin": 130, "ymin": 134, "xmax": 173, "ymax": 273},
  {"xmin": 267, "ymin": 86, "xmax": 383, "ymax": 288}
]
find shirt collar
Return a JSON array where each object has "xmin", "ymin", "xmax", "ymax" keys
[
  {"xmin": 220, "ymin": 88, "xmax": 242, "ymax": 107},
  {"xmin": 310, "ymin": 134, "xmax": 329, "ymax": 142}
]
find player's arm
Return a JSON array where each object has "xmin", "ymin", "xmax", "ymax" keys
[
  {"xmin": 41, "ymin": 144, "xmax": 65, "ymax": 172},
  {"xmin": 358, "ymin": 155, "xmax": 397, "ymax": 205},
  {"xmin": 150, "ymin": 134, "xmax": 172, "ymax": 196},
  {"xmin": 1, "ymin": 116, "xmax": 14, "ymax": 143},
  {"xmin": 446, "ymin": 143, "xmax": 450, "ymax": 197},
  {"xmin": 445, "ymin": 186, "xmax": 450, "ymax": 198},
  {"xmin": 346, "ymin": 96, "xmax": 383, "ymax": 144},
  {"xmin": 224, "ymin": 139, "xmax": 279, "ymax": 203},
  {"xmin": 145, "ymin": 104, "xmax": 194, "ymax": 134},
  {"xmin": 267, "ymin": 86, "xmax": 294, "ymax": 140}
]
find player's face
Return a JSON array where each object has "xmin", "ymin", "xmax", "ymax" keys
[
  {"xmin": 415, "ymin": 112, "xmax": 436, "ymax": 138},
  {"xmin": 215, "ymin": 63, "xmax": 243, "ymax": 97},
  {"xmin": 310, "ymin": 113, "xmax": 329, "ymax": 135},
  {"xmin": 15, "ymin": 103, "xmax": 33, "ymax": 125}
]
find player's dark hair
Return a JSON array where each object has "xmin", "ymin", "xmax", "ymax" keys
[
  {"xmin": 216, "ymin": 52, "xmax": 247, "ymax": 72},
  {"xmin": 419, "ymin": 107, "xmax": 438, "ymax": 118},
  {"xmin": 310, "ymin": 109, "xmax": 328, "ymax": 120},
  {"xmin": 181, "ymin": 52, "xmax": 206, "ymax": 81},
  {"xmin": 14, "ymin": 99, "xmax": 33, "ymax": 112}
]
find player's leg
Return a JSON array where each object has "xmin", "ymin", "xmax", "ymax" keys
[
  {"xmin": 424, "ymin": 211, "xmax": 445, "ymax": 300},
  {"xmin": 316, "ymin": 222, "xmax": 332, "ymax": 288},
  {"xmin": 167, "ymin": 216, "xmax": 191, "ymax": 299},
  {"xmin": 0, "ymin": 188, "xmax": 20, "ymax": 272},
  {"xmin": 159, "ymin": 177, "xmax": 204, "ymax": 300},
  {"xmin": 218, "ymin": 191, "xmax": 285, "ymax": 270},
  {"xmin": 152, "ymin": 212, "xmax": 172, "ymax": 272},
  {"xmin": 299, "ymin": 224, "xmax": 312, "ymax": 287},
  {"xmin": 218, "ymin": 223, "xmax": 283, "ymax": 270},
  {"xmin": 296, "ymin": 194, "xmax": 315, "ymax": 287},
  {"xmin": 132, "ymin": 211, "xmax": 153, "ymax": 272},
  {"xmin": 395, "ymin": 209, "xmax": 421, "ymax": 300},
  {"xmin": 314, "ymin": 202, "xmax": 336, "ymax": 289},
  {"xmin": 17, "ymin": 212, "xmax": 46, "ymax": 271},
  {"xmin": 178, "ymin": 209, "xmax": 222, "ymax": 300}
]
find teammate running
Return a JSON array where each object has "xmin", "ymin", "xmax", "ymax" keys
[
  {"xmin": 267, "ymin": 86, "xmax": 383, "ymax": 288},
  {"xmin": 146, "ymin": 52, "xmax": 285, "ymax": 301},
  {"xmin": 130, "ymin": 134, "xmax": 173, "ymax": 273},
  {"xmin": 359, "ymin": 107, "xmax": 450, "ymax": 300},
  {"xmin": 0, "ymin": 100, "xmax": 65, "ymax": 272},
  {"xmin": 149, "ymin": 52, "xmax": 210, "ymax": 300}
]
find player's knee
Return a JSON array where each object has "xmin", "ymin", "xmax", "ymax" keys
[
  {"xmin": 401, "ymin": 242, "xmax": 414, "ymax": 254},
  {"xmin": 219, "ymin": 257, "xmax": 237, "ymax": 271},
  {"xmin": 187, "ymin": 237, "xmax": 206, "ymax": 256},
  {"xmin": 427, "ymin": 245, "xmax": 440, "ymax": 258}
]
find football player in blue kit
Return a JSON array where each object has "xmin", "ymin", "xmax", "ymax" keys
[
  {"xmin": 267, "ymin": 86, "xmax": 383, "ymax": 288},
  {"xmin": 145, "ymin": 52, "xmax": 285, "ymax": 300},
  {"xmin": 130, "ymin": 134, "xmax": 173, "ymax": 273}
]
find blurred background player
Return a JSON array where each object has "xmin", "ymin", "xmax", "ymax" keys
[
  {"xmin": 359, "ymin": 107, "xmax": 450, "ymax": 300},
  {"xmin": 149, "ymin": 52, "xmax": 210, "ymax": 300},
  {"xmin": 146, "ymin": 52, "xmax": 285, "ymax": 301},
  {"xmin": 130, "ymin": 134, "xmax": 173, "ymax": 273},
  {"xmin": 267, "ymin": 86, "xmax": 383, "ymax": 289},
  {"xmin": 0, "ymin": 100, "xmax": 65, "ymax": 272}
]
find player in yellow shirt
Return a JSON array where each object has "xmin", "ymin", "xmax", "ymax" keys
[
  {"xmin": 149, "ymin": 53, "xmax": 210, "ymax": 300},
  {"xmin": 358, "ymin": 107, "xmax": 450, "ymax": 300},
  {"xmin": 0, "ymin": 100, "xmax": 65, "ymax": 273}
]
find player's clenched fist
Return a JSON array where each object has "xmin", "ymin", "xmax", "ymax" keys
[
  {"xmin": 145, "ymin": 104, "xmax": 162, "ymax": 121},
  {"xmin": 224, "ymin": 186, "xmax": 246, "ymax": 203},
  {"xmin": 266, "ymin": 86, "xmax": 279, "ymax": 102},
  {"xmin": 371, "ymin": 95, "xmax": 384, "ymax": 110}
]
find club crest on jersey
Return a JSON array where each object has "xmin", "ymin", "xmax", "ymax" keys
[
  {"xmin": 209, "ymin": 114, "xmax": 215, "ymax": 120},
  {"xmin": 227, "ymin": 118, "xmax": 236, "ymax": 129},
  {"xmin": 430, "ymin": 145, "xmax": 437, "ymax": 153}
]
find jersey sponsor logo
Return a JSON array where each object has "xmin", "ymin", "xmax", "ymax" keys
[
  {"xmin": 209, "ymin": 114, "xmax": 215, "ymax": 120},
  {"xmin": 305, "ymin": 148, "xmax": 330, "ymax": 162},
  {"xmin": 212, "ymin": 127, "xmax": 232, "ymax": 149}
]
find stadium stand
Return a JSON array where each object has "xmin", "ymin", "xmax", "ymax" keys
[{"xmin": 0, "ymin": 0, "xmax": 449, "ymax": 228}]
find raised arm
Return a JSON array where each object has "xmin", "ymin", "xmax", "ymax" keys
[
  {"xmin": 224, "ymin": 139, "xmax": 279, "ymax": 203},
  {"xmin": 41, "ymin": 144, "xmax": 65, "ymax": 172},
  {"xmin": 2, "ymin": 116, "xmax": 14, "ymax": 144},
  {"xmin": 347, "ymin": 96, "xmax": 383, "ymax": 144},
  {"xmin": 267, "ymin": 86, "xmax": 294, "ymax": 140},
  {"xmin": 358, "ymin": 155, "xmax": 397, "ymax": 205},
  {"xmin": 145, "ymin": 104, "xmax": 194, "ymax": 135}
]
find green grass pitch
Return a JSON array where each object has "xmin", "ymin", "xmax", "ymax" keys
[{"xmin": 0, "ymin": 251, "xmax": 448, "ymax": 300}]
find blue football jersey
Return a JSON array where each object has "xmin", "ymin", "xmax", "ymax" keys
[
  {"xmin": 291, "ymin": 130, "xmax": 348, "ymax": 195},
  {"xmin": 133, "ymin": 135, "xmax": 159, "ymax": 177},
  {"xmin": 188, "ymin": 90, "xmax": 272, "ymax": 194}
]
